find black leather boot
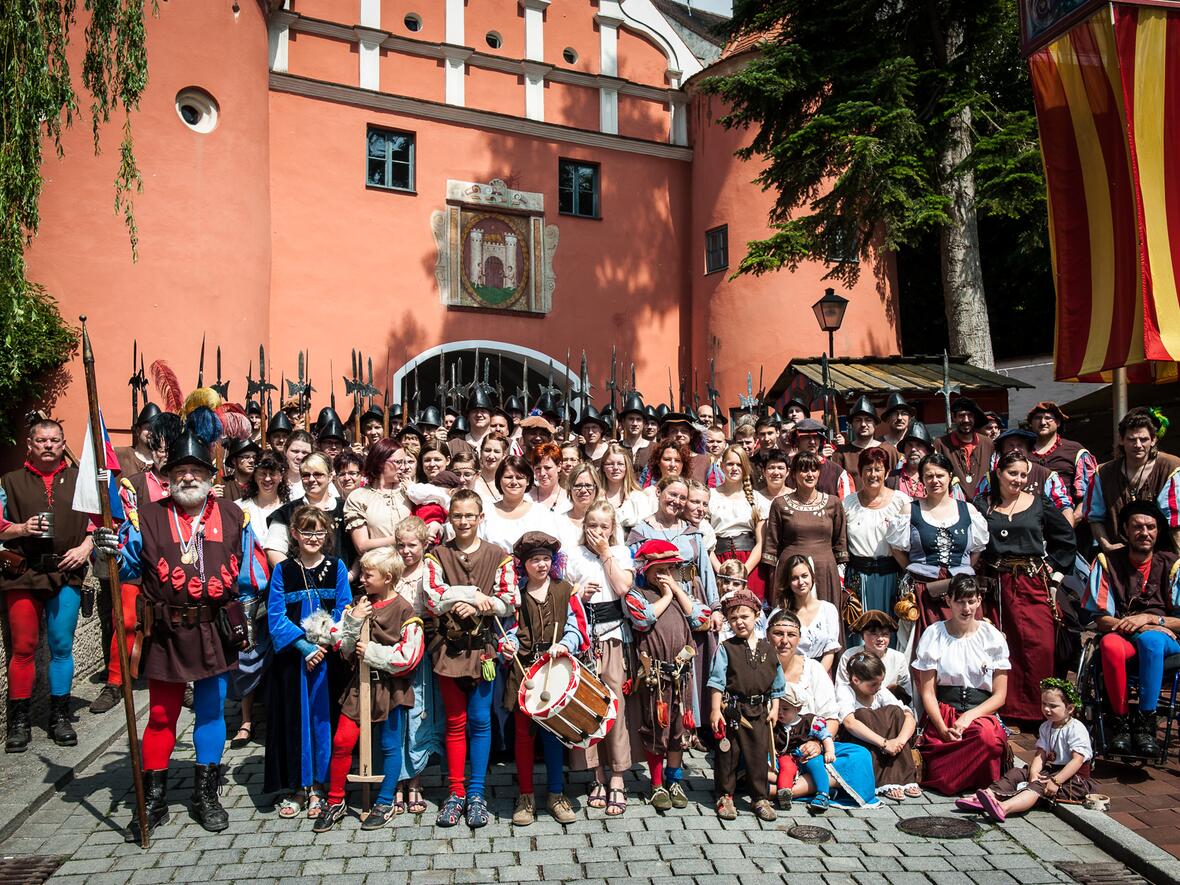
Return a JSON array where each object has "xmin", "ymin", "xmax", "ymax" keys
[
  {"xmin": 5, "ymin": 699, "xmax": 32, "ymax": 753},
  {"xmin": 1106, "ymin": 712, "xmax": 1132, "ymax": 755},
  {"xmin": 191, "ymin": 763, "xmax": 229, "ymax": 832},
  {"xmin": 1133, "ymin": 710, "xmax": 1160, "ymax": 758},
  {"xmin": 48, "ymin": 695, "xmax": 78, "ymax": 746},
  {"xmin": 126, "ymin": 769, "xmax": 170, "ymax": 843}
]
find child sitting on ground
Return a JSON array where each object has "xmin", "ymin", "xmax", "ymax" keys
[
  {"xmin": 774, "ymin": 684, "xmax": 837, "ymax": 814},
  {"xmin": 835, "ymin": 609, "xmax": 911, "ymax": 701},
  {"xmin": 958, "ymin": 678, "xmax": 1094, "ymax": 822},
  {"xmin": 836, "ymin": 651, "xmax": 920, "ymax": 801},
  {"xmin": 708, "ymin": 590, "xmax": 783, "ymax": 821}
]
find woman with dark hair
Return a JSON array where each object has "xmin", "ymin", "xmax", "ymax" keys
[
  {"xmin": 977, "ymin": 450, "xmax": 1076, "ymax": 722},
  {"xmin": 763, "ymin": 452, "xmax": 848, "ymax": 612},
  {"xmin": 843, "ymin": 447, "xmax": 910, "ymax": 647},
  {"xmin": 333, "ymin": 450, "xmax": 364, "ymax": 499},
  {"xmin": 236, "ymin": 451, "xmax": 289, "ymax": 528},
  {"xmin": 1085, "ymin": 406, "xmax": 1180, "ymax": 554},
  {"xmin": 780, "ymin": 555, "xmax": 841, "ymax": 672},
  {"xmin": 417, "ymin": 440, "xmax": 451, "ymax": 485},
  {"xmin": 265, "ymin": 453, "xmax": 348, "ymax": 570},
  {"xmin": 345, "ymin": 438, "xmax": 414, "ymax": 558},
  {"xmin": 642, "ymin": 439, "xmax": 692, "ymax": 491},
  {"xmin": 474, "ymin": 433, "xmax": 507, "ymax": 507},
  {"xmin": 482, "ymin": 455, "xmax": 564, "ymax": 552},
  {"xmin": 528, "ymin": 441, "xmax": 570, "ymax": 512},
  {"xmin": 913, "ymin": 575, "xmax": 1011, "ymax": 795},
  {"xmin": 887, "ymin": 452, "xmax": 989, "ymax": 648}
]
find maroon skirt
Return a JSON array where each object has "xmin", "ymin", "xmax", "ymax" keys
[{"xmin": 919, "ymin": 704, "xmax": 1008, "ymax": 795}]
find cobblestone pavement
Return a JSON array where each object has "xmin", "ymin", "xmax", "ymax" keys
[{"xmin": 0, "ymin": 710, "xmax": 1123, "ymax": 885}]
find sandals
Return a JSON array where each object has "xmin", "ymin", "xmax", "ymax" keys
[
  {"xmin": 231, "ymin": 723, "xmax": 253, "ymax": 745},
  {"xmin": 587, "ymin": 781, "xmax": 608, "ymax": 810},
  {"xmin": 904, "ymin": 784, "xmax": 922, "ymax": 799},
  {"xmin": 605, "ymin": 788, "xmax": 627, "ymax": 817},
  {"xmin": 716, "ymin": 795, "xmax": 737, "ymax": 820},
  {"xmin": 275, "ymin": 795, "xmax": 303, "ymax": 819},
  {"xmin": 975, "ymin": 789, "xmax": 1007, "ymax": 823},
  {"xmin": 306, "ymin": 792, "xmax": 326, "ymax": 819},
  {"xmin": 407, "ymin": 788, "xmax": 427, "ymax": 815},
  {"xmin": 882, "ymin": 787, "xmax": 906, "ymax": 802},
  {"xmin": 436, "ymin": 793, "xmax": 466, "ymax": 828}
]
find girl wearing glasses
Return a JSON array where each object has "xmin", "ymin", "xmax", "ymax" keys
[
  {"xmin": 265, "ymin": 454, "xmax": 348, "ymax": 571},
  {"xmin": 264, "ymin": 506, "xmax": 352, "ymax": 820}
]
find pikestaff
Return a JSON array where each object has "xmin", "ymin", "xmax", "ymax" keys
[
  {"xmin": 347, "ymin": 349, "xmax": 362, "ymax": 443},
  {"xmin": 383, "ymin": 347, "xmax": 392, "ymax": 439},
  {"xmin": 708, "ymin": 356, "xmax": 720, "ymax": 423},
  {"xmin": 607, "ymin": 346, "xmax": 618, "ymax": 432},
  {"xmin": 211, "ymin": 346, "xmax": 229, "ymax": 399},
  {"xmin": 80, "ymin": 316, "xmax": 150, "ymax": 848},
  {"xmin": 562, "ymin": 349, "xmax": 572, "ymax": 438},
  {"xmin": 197, "ymin": 334, "xmax": 206, "ymax": 388}
]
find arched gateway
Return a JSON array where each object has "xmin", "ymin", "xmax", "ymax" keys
[{"xmin": 394, "ymin": 341, "xmax": 583, "ymax": 413}]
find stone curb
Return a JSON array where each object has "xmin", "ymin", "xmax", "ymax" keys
[
  {"xmin": 1052, "ymin": 801, "xmax": 1180, "ymax": 885},
  {"xmin": 0, "ymin": 687, "xmax": 149, "ymax": 845}
]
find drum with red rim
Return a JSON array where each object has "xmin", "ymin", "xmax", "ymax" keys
[{"xmin": 518, "ymin": 653, "xmax": 618, "ymax": 749}]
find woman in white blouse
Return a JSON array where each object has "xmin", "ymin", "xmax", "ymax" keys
[
  {"xmin": 563, "ymin": 500, "xmax": 637, "ymax": 816},
  {"xmin": 709, "ymin": 445, "xmax": 767, "ymax": 602},
  {"xmin": 474, "ymin": 434, "xmax": 507, "ymax": 506},
  {"xmin": 912, "ymin": 574, "xmax": 1011, "ymax": 796},
  {"xmin": 528, "ymin": 442, "xmax": 570, "ymax": 513},
  {"xmin": 559, "ymin": 463, "xmax": 604, "ymax": 549},
  {"xmin": 779, "ymin": 554, "xmax": 841, "ymax": 672},
  {"xmin": 601, "ymin": 443, "xmax": 652, "ymax": 535},
  {"xmin": 480, "ymin": 455, "xmax": 564, "ymax": 552}
]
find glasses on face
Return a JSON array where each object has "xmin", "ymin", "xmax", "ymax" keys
[
  {"xmin": 339, "ymin": 470, "xmax": 361, "ymax": 479},
  {"xmin": 572, "ymin": 483, "xmax": 596, "ymax": 492},
  {"xmin": 296, "ymin": 530, "xmax": 327, "ymax": 540},
  {"xmin": 451, "ymin": 514, "xmax": 479, "ymax": 523},
  {"xmin": 300, "ymin": 472, "xmax": 327, "ymax": 481}
]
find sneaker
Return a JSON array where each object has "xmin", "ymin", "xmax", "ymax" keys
[
  {"xmin": 776, "ymin": 790, "xmax": 793, "ymax": 811},
  {"xmin": 312, "ymin": 801, "xmax": 347, "ymax": 834},
  {"xmin": 650, "ymin": 785, "xmax": 672, "ymax": 811},
  {"xmin": 436, "ymin": 793, "xmax": 465, "ymax": 828},
  {"xmin": 89, "ymin": 684, "xmax": 121, "ymax": 714},
  {"xmin": 360, "ymin": 802, "xmax": 397, "ymax": 830},
  {"xmin": 668, "ymin": 781, "xmax": 688, "ymax": 809},
  {"xmin": 547, "ymin": 793, "xmax": 577, "ymax": 825},
  {"xmin": 512, "ymin": 794, "xmax": 535, "ymax": 826},
  {"xmin": 716, "ymin": 794, "xmax": 737, "ymax": 820},
  {"xmin": 752, "ymin": 798, "xmax": 777, "ymax": 822},
  {"xmin": 465, "ymin": 794, "xmax": 490, "ymax": 828},
  {"xmin": 808, "ymin": 792, "xmax": 830, "ymax": 814}
]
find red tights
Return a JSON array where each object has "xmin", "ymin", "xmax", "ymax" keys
[
  {"xmin": 141, "ymin": 680, "xmax": 186, "ymax": 770},
  {"xmin": 107, "ymin": 584, "xmax": 139, "ymax": 687},
  {"xmin": 327, "ymin": 715, "xmax": 360, "ymax": 804},
  {"xmin": 1099, "ymin": 632, "xmax": 1134, "ymax": 714}
]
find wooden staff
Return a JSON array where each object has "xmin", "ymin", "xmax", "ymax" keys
[
  {"xmin": 492, "ymin": 616, "xmax": 532, "ymax": 689},
  {"xmin": 80, "ymin": 316, "xmax": 150, "ymax": 848},
  {"xmin": 346, "ymin": 619, "xmax": 382, "ymax": 816}
]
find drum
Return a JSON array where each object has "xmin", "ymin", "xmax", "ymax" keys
[{"xmin": 519, "ymin": 653, "xmax": 619, "ymax": 749}]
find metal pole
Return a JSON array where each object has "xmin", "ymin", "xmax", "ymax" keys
[
  {"xmin": 1113, "ymin": 366, "xmax": 1128, "ymax": 452},
  {"xmin": 828, "ymin": 330, "xmax": 835, "ymax": 360}
]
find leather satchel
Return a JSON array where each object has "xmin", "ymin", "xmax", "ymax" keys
[
  {"xmin": 923, "ymin": 578, "xmax": 953, "ymax": 599},
  {"xmin": 0, "ymin": 548, "xmax": 27, "ymax": 580}
]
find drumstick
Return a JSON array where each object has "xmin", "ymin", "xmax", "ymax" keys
[
  {"xmin": 492, "ymin": 616, "xmax": 533, "ymax": 689},
  {"xmin": 539, "ymin": 622, "xmax": 561, "ymax": 703}
]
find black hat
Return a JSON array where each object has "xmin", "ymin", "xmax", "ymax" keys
[
  {"xmin": 245, "ymin": 400, "xmax": 262, "ymax": 416},
  {"xmin": 655, "ymin": 404, "xmax": 671, "ymax": 420},
  {"xmin": 534, "ymin": 391, "xmax": 563, "ymax": 420},
  {"xmin": 982, "ymin": 410, "xmax": 1003, "ymax": 428},
  {"xmin": 466, "ymin": 388, "xmax": 497, "ymax": 413},
  {"xmin": 444, "ymin": 405, "xmax": 462, "ymax": 418},
  {"xmin": 512, "ymin": 531, "xmax": 561, "ymax": 563},
  {"xmin": 792, "ymin": 418, "xmax": 828, "ymax": 437},
  {"xmin": 1119, "ymin": 500, "xmax": 1170, "ymax": 536},
  {"xmin": 847, "ymin": 395, "xmax": 878, "ymax": 421},
  {"xmin": 504, "ymin": 395, "xmax": 525, "ymax": 416},
  {"xmin": 900, "ymin": 422, "xmax": 934, "ymax": 449},
  {"xmin": 225, "ymin": 437, "xmax": 262, "ymax": 463},
  {"xmin": 418, "ymin": 405, "xmax": 443, "ymax": 429},
  {"xmin": 659, "ymin": 410, "xmax": 694, "ymax": 427},
  {"xmin": 881, "ymin": 392, "xmax": 915, "ymax": 418},
  {"xmin": 317, "ymin": 417, "xmax": 348, "ymax": 443},
  {"xmin": 388, "ymin": 403, "xmax": 404, "ymax": 420},
  {"xmin": 643, "ymin": 404, "xmax": 658, "ymax": 421},
  {"xmin": 949, "ymin": 396, "xmax": 987, "ymax": 427},
  {"xmin": 164, "ymin": 430, "xmax": 216, "ymax": 473},
  {"xmin": 449, "ymin": 416, "xmax": 469, "ymax": 438},
  {"xmin": 995, "ymin": 427, "xmax": 1036, "ymax": 449},
  {"xmin": 397, "ymin": 423, "xmax": 426, "ymax": 445},
  {"xmin": 313, "ymin": 406, "xmax": 341, "ymax": 433},
  {"xmin": 620, "ymin": 392, "xmax": 646, "ymax": 418},
  {"xmin": 783, "ymin": 396, "xmax": 809, "ymax": 416},
  {"xmin": 575, "ymin": 405, "xmax": 607, "ymax": 433},
  {"xmin": 360, "ymin": 406, "xmax": 384, "ymax": 428},
  {"xmin": 135, "ymin": 403, "xmax": 162, "ymax": 427},
  {"xmin": 266, "ymin": 412, "xmax": 293, "ymax": 435}
]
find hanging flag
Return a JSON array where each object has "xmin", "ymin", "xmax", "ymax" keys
[{"xmin": 73, "ymin": 410, "xmax": 126, "ymax": 522}]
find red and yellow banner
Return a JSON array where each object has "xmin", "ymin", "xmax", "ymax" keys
[{"xmin": 1029, "ymin": 2, "xmax": 1180, "ymax": 382}]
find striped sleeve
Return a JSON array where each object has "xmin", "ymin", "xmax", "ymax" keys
[
  {"xmin": 364, "ymin": 617, "xmax": 426, "ymax": 676},
  {"xmin": 1074, "ymin": 449, "xmax": 1098, "ymax": 503},
  {"xmin": 1082, "ymin": 556, "xmax": 1116, "ymax": 617},
  {"xmin": 1156, "ymin": 467, "xmax": 1180, "ymax": 529},
  {"xmin": 624, "ymin": 587, "xmax": 657, "ymax": 631},
  {"xmin": 1044, "ymin": 472, "xmax": 1073, "ymax": 513},
  {"xmin": 491, "ymin": 556, "xmax": 519, "ymax": 615},
  {"xmin": 561, "ymin": 594, "xmax": 591, "ymax": 654},
  {"xmin": 1083, "ymin": 472, "xmax": 1107, "ymax": 525}
]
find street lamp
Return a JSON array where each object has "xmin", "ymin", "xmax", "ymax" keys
[{"xmin": 812, "ymin": 287, "xmax": 849, "ymax": 357}]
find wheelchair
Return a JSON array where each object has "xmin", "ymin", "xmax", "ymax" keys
[{"xmin": 1077, "ymin": 634, "xmax": 1180, "ymax": 767}]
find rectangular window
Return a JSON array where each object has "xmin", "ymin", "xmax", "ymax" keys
[
  {"xmin": 366, "ymin": 127, "xmax": 415, "ymax": 192},
  {"xmin": 705, "ymin": 224, "xmax": 728, "ymax": 274},
  {"xmin": 558, "ymin": 159, "xmax": 600, "ymax": 218}
]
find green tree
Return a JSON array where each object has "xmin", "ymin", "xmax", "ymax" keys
[
  {"xmin": 0, "ymin": 0, "xmax": 154, "ymax": 441},
  {"xmin": 705, "ymin": 0, "xmax": 1045, "ymax": 369}
]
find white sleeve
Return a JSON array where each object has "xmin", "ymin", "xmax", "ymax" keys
[
  {"xmin": 1066, "ymin": 719, "xmax": 1094, "ymax": 761},
  {"xmin": 835, "ymin": 684, "xmax": 859, "ymax": 721},
  {"xmin": 885, "ymin": 505, "xmax": 912, "ymax": 550},
  {"xmin": 807, "ymin": 660, "xmax": 839, "ymax": 721},
  {"xmin": 966, "ymin": 504, "xmax": 990, "ymax": 554},
  {"xmin": 834, "ymin": 649, "xmax": 852, "ymax": 688},
  {"xmin": 986, "ymin": 624, "xmax": 1012, "ymax": 671},
  {"xmin": 820, "ymin": 603, "xmax": 842, "ymax": 654},
  {"xmin": 911, "ymin": 625, "xmax": 941, "ymax": 673},
  {"xmin": 876, "ymin": 687, "xmax": 904, "ymax": 709},
  {"xmin": 264, "ymin": 521, "xmax": 290, "ymax": 555}
]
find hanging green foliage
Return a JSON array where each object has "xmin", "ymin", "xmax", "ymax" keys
[{"xmin": 0, "ymin": 0, "xmax": 155, "ymax": 442}]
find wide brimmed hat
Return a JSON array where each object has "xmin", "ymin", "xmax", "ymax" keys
[
  {"xmin": 225, "ymin": 437, "xmax": 262, "ymax": 462},
  {"xmin": 1027, "ymin": 401, "xmax": 1068, "ymax": 424},
  {"xmin": 849, "ymin": 609, "xmax": 898, "ymax": 633},
  {"xmin": 948, "ymin": 396, "xmax": 987, "ymax": 426},
  {"xmin": 519, "ymin": 415, "xmax": 555, "ymax": 434},
  {"xmin": 575, "ymin": 405, "xmax": 607, "ymax": 433},
  {"xmin": 995, "ymin": 427, "xmax": 1036, "ymax": 448}
]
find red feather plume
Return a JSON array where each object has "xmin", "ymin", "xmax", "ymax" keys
[
  {"xmin": 216, "ymin": 403, "xmax": 252, "ymax": 441},
  {"xmin": 149, "ymin": 360, "xmax": 183, "ymax": 413}
]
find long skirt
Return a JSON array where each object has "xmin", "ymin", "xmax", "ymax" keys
[
  {"xmin": 845, "ymin": 706, "xmax": 918, "ymax": 791},
  {"xmin": 846, "ymin": 568, "xmax": 902, "ymax": 649},
  {"xmin": 776, "ymin": 742, "xmax": 881, "ymax": 808},
  {"xmin": 989, "ymin": 762, "xmax": 1095, "ymax": 804},
  {"xmin": 572, "ymin": 637, "xmax": 641, "ymax": 773},
  {"xmin": 716, "ymin": 548, "xmax": 767, "ymax": 602},
  {"xmin": 263, "ymin": 646, "xmax": 337, "ymax": 793},
  {"xmin": 918, "ymin": 704, "xmax": 1008, "ymax": 795},
  {"xmin": 996, "ymin": 571, "xmax": 1056, "ymax": 721},
  {"xmin": 230, "ymin": 603, "xmax": 271, "ymax": 700},
  {"xmin": 399, "ymin": 662, "xmax": 444, "ymax": 779}
]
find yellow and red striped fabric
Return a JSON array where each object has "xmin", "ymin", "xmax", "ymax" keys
[{"xmin": 1029, "ymin": 3, "xmax": 1180, "ymax": 382}]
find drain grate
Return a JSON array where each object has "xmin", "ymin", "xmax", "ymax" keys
[
  {"xmin": 786, "ymin": 824, "xmax": 834, "ymax": 843},
  {"xmin": 1055, "ymin": 862, "xmax": 1150, "ymax": 884},
  {"xmin": 897, "ymin": 815, "xmax": 981, "ymax": 839},
  {"xmin": 0, "ymin": 855, "xmax": 66, "ymax": 885}
]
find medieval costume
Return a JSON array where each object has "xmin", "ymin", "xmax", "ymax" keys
[
  {"xmin": 762, "ymin": 492, "xmax": 848, "ymax": 609},
  {"xmin": 842, "ymin": 489, "xmax": 910, "ymax": 647},
  {"xmin": 709, "ymin": 488, "xmax": 767, "ymax": 600},
  {"xmin": 835, "ymin": 682, "xmax": 919, "ymax": 797},
  {"xmin": 263, "ymin": 555, "xmax": 351, "ymax": 798},
  {"xmin": 1027, "ymin": 402, "xmax": 1098, "ymax": 508},
  {"xmin": 936, "ymin": 400, "xmax": 996, "ymax": 501},
  {"xmin": 984, "ymin": 716, "xmax": 1095, "ymax": 804},
  {"xmin": 1084, "ymin": 452, "xmax": 1180, "ymax": 544}
]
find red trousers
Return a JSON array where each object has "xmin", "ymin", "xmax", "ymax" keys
[
  {"xmin": 107, "ymin": 583, "xmax": 139, "ymax": 687},
  {"xmin": 5, "ymin": 590, "xmax": 44, "ymax": 699},
  {"xmin": 327, "ymin": 715, "xmax": 361, "ymax": 803},
  {"xmin": 918, "ymin": 704, "xmax": 1007, "ymax": 795}
]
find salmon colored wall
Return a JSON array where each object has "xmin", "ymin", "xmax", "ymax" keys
[
  {"xmin": 617, "ymin": 93, "xmax": 667, "ymax": 143},
  {"xmin": 287, "ymin": 31, "xmax": 358, "ymax": 86},
  {"xmin": 545, "ymin": 80, "xmax": 600, "ymax": 132},
  {"xmin": 290, "ymin": 0, "xmax": 356, "ymax": 24},
  {"xmin": 465, "ymin": 66, "xmax": 524, "ymax": 118},
  {"xmin": 385, "ymin": 3, "xmax": 444, "ymax": 43},
  {"xmin": 542, "ymin": 1, "xmax": 597, "ymax": 72},
  {"xmin": 266, "ymin": 89, "xmax": 691, "ymax": 406},
  {"xmin": 616, "ymin": 27, "xmax": 669, "ymax": 87},
  {"xmin": 23, "ymin": 1, "xmax": 272, "ymax": 443},
  {"xmin": 688, "ymin": 88, "xmax": 900, "ymax": 412},
  {"xmin": 465, "ymin": 1, "xmax": 525, "ymax": 59},
  {"xmin": 381, "ymin": 50, "xmax": 445, "ymax": 103}
]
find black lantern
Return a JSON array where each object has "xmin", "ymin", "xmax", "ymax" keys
[{"xmin": 812, "ymin": 287, "xmax": 849, "ymax": 357}]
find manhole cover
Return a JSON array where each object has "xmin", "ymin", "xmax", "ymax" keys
[
  {"xmin": 1055, "ymin": 862, "xmax": 1148, "ymax": 884},
  {"xmin": 897, "ymin": 815, "xmax": 981, "ymax": 839},
  {"xmin": 0, "ymin": 855, "xmax": 66, "ymax": 885},
  {"xmin": 786, "ymin": 824, "xmax": 833, "ymax": 843}
]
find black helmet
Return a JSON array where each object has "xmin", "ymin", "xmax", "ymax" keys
[
  {"xmin": 245, "ymin": 400, "xmax": 262, "ymax": 416},
  {"xmin": 881, "ymin": 392, "xmax": 915, "ymax": 418},
  {"xmin": 504, "ymin": 395, "xmax": 525, "ymax": 416},
  {"xmin": 900, "ymin": 422, "xmax": 934, "ymax": 449},
  {"xmin": 450, "ymin": 416, "xmax": 469, "ymax": 438},
  {"xmin": 655, "ymin": 403, "xmax": 670, "ymax": 420},
  {"xmin": 360, "ymin": 406, "xmax": 384, "ymax": 428},
  {"xmin": 388, "ymin": 403, "xmax": 404, "ymax": 420},
  {"xmin": 418, "ymin": 405, "xmax": 444, "ymax": 429},
  {"xmin": 847, "ymin": 395, "xmax": 877, "ymax": 421},
  {"xmin": 575, "ymin": 405, "xmax": 607, "ymax": 434},
  {"xmin": 164, "ymin": 430, "xmax": 216, "ymax": 473},
  {"xmin": 534, "ymin": 391, "xmax": 563, "ymax": 420},
  {"xmin": 266, "ymin": 412, "xmax": 293, "ymax": 435},
  {"xmin": 466, "ymin": 388, "xmax": 497, "ymax": 413},
  {"xmin": 313, "ymin": 406, "xmax": 341, "ymax": 433},
  {"xmin": 135, "ymin": 403, "xmax": 162, "ymax": 427},
  {"xmin": 317, "ymin": 417, "xmax": 348, "ymax": 443},
  {"xmin": 397, "ymin": 423, "xmax": 426, "ymax": 446},
  {"xmin": 619, "ymin": 392, "xmax": 645, "ymax": 418},
  {"xmin": 643, "ymin": 404, "xmax": 658, "ymax": 421},
  {"xmin": 225, "ymin": 437, "xmax": 262, "ymax": 463}
]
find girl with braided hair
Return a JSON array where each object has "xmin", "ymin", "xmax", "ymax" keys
[
  {"xmin": 709, "ymin": 446, "xmax": 768, "ymax": 602},
  {"xmin": 958, "ymin": 678, "xmax": 1094, "ymax": 822}
]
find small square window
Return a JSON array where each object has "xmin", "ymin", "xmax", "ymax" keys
[
  {"xmin": 558, "ymin": 159, "xmax": 600, "ymax": 218},
  {"xmin": 366, "ymin": 127, "xmax": 415, "ymax": 192},
  {"xmin": 705, "ymin": 225, "xmax": 728, "ymax": 274}
]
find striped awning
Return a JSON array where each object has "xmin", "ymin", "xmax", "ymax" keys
[{"xmin": 1028, "ymin": 2, "xmax": 1180, "ymax": 382}]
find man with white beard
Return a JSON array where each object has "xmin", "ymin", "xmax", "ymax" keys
[{"xmin": 95, "ymin": 429, "xmax": 268, "ymax": 842}]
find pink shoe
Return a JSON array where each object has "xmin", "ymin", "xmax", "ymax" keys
[
  {"xmin": 955, "ymin": 796, "xmax": 984, "ymax": 813},
  {"xmin": 975, "ymin": 789, "xmax": 1007, "ymax": 823}
]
